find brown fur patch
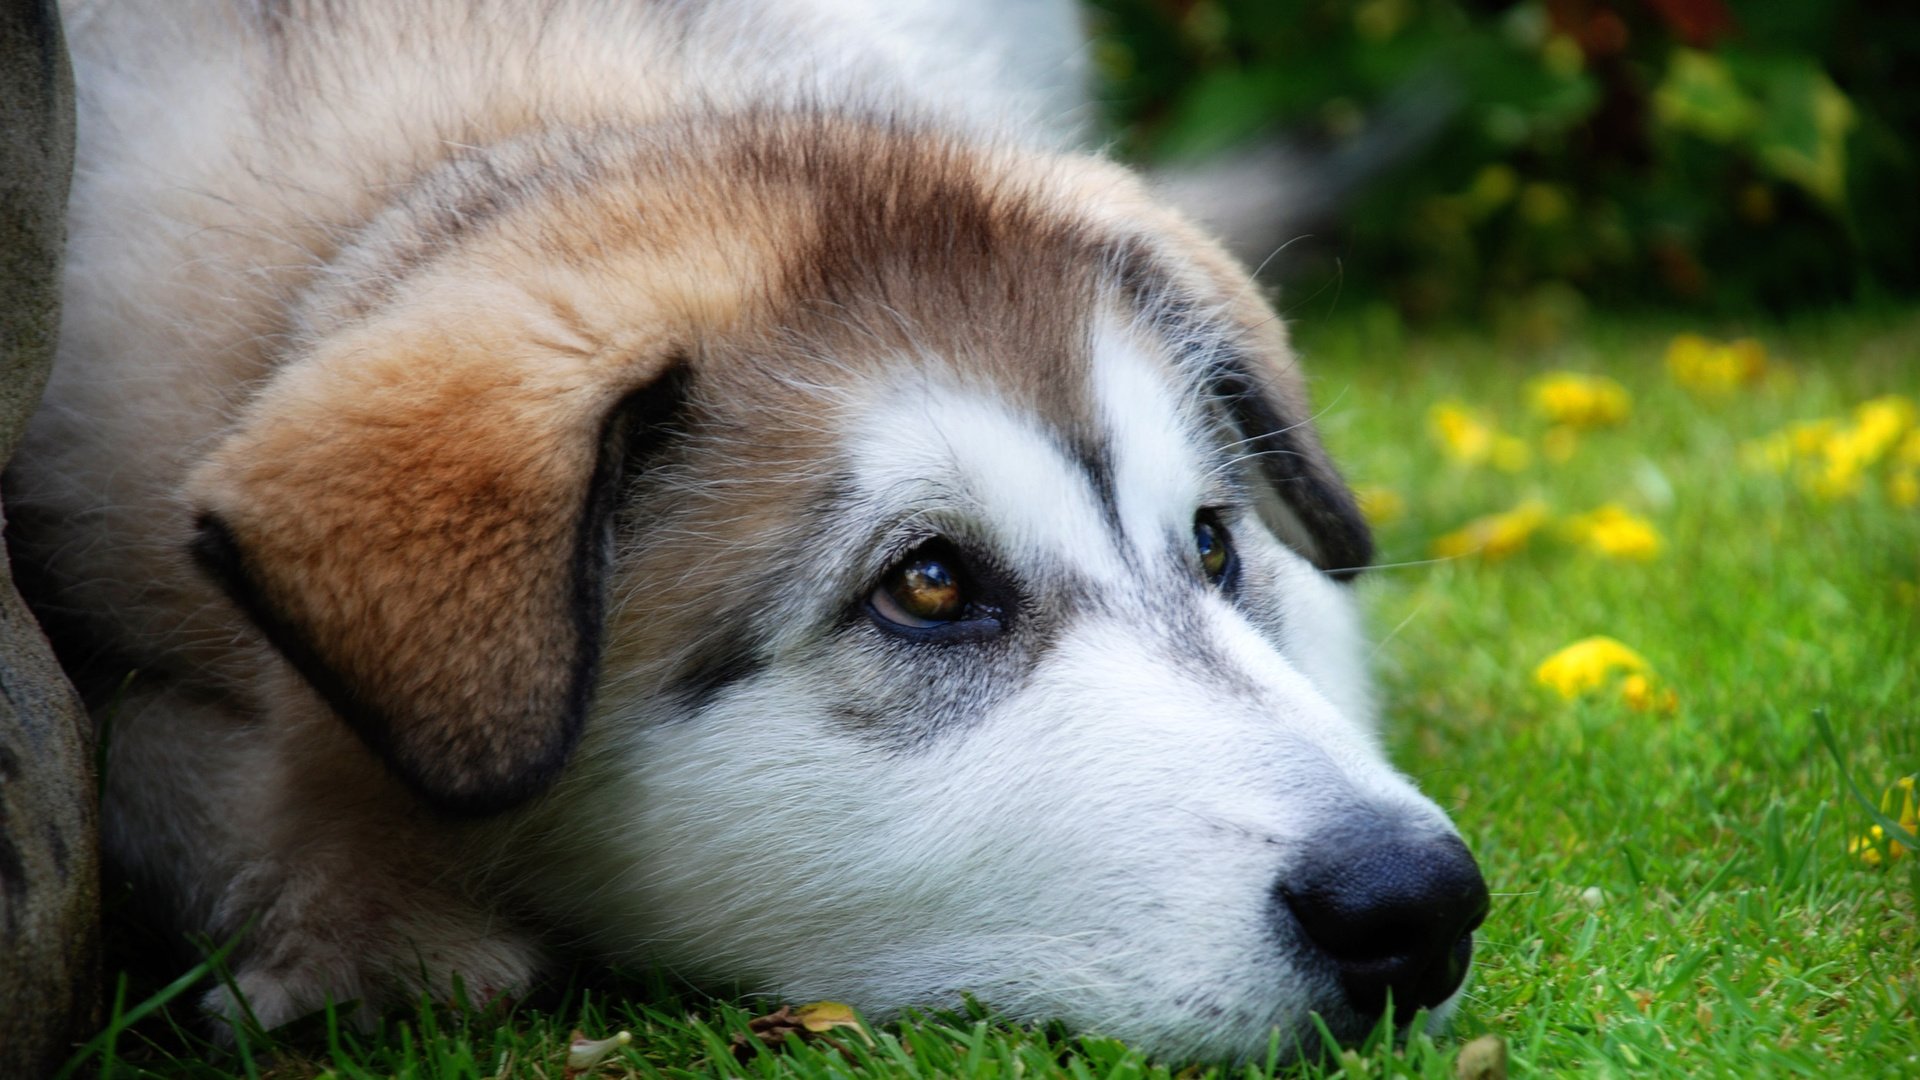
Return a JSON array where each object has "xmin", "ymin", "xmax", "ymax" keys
[{"xmin": 187, "ymin": 286, "xmax": 689, "ymax": 814}]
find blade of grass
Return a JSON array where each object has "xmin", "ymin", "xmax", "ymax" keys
[
  {"xmin": 55, "ymin": 932, "xmax": 244, "ymax": 1079},
  {"xmin": 1812, "ymin": 708, "xmax": 1918, "ymax": 848}
]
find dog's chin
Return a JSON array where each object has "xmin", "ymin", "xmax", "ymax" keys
[
  {"xmin": 1294, "ymin": 971, "xmax": 1473, "ymax": 1061},
  {"xmin": 833, "ymin": 950, "xmax": 1467, "ymax": 1066},
  {"xmin": 1209, "ymin": 961, "xmax": 1474, "ymax": 1064},
  {"xmin": 1421, "ymin": 985, "xmax": 1468, "ymax": 1034},
  {"xmin": 1055, "ymin": 994, "xmax": 1467, "ymax": 1067}
]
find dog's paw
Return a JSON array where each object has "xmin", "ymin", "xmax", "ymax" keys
[
  {"xmin": 200, "ymin": 968, "xmax": 365, "ymax": 1036},
  {"xmin": 201, "ymin": 891, "xmax": 545, "ymax": 1037}
]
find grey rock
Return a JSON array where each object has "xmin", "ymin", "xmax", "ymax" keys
[{"xmin": 0, "ymin": 1, "xmax": 98, "ymax": 1076}]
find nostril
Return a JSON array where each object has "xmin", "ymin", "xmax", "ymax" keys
[{"xmin": 1280, "ymin": 832, "xmax": 1490, "ymax": 1022}]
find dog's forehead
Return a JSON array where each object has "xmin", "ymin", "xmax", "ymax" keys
[
  {"xmin": 838, "ymin": 313, "xmax": 1219, "ymax": 567},
  {"xmin": 605, "ymin": 125, "xmax": 1323, "ymax": 653},
  {"xmin": 701, "ymin": 117, "xmax": 1248, "ymax": 402}
]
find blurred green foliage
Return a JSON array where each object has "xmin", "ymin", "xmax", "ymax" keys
[{"xmin": 1087, "ymin": 0, "xmax": 1920, "ymax": 319}]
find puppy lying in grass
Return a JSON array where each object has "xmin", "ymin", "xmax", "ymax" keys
[{"xmin": 10, "ymin": 0, "xmax": 1486, "ymax": 1059}]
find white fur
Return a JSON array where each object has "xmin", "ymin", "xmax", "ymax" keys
[{"xmin": 498, "ymin": 322, "xmax": 1459, "ymax": 1057}]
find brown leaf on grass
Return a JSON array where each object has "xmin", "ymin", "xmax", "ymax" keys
[
  {"xmin": 1454, "ymin": 1034, "xmax": 1508, "ymax": 1080},
  {"xmin": 730, "ymin": 1002, "xmax": 866, "ymax": 1061}
]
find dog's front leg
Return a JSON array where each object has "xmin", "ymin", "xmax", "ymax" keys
[{"xmin": 105, "ymin": 672, "xmax": 545, "ymax": 1033}]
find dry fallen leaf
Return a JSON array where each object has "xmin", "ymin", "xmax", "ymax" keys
[
  {"xmin": 730, "ymin": 1002, "xmax": 867, "ymax": 1060},
  {"xmin": 793, "ymin": 1001, "xmax": 863, "ymax": 1034},
  {"xmin": 1455, "ymin": 1034, "xmax": 1507, "ymax": 1080}
]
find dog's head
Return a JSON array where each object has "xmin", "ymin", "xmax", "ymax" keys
[{"xmin": 186, "ymin": 115, "xmax": 1485, "ymax": 1059}]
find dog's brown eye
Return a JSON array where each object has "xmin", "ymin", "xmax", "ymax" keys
[
  {"xmin": 865, "ymin": 541, "xmax": 1009, "ymax": 643},
  {"xmin": 872, "ymin": 553, "xmax": 967, "ymax": 627},
  {"xmin": 1196, "ymin": 514, "xmax": 1232, "ymax": 585}
]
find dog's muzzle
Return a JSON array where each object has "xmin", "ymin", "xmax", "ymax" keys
[{"xmin": 1279, "ymin": 827, "xmax": 1490, "ymax": 1023}]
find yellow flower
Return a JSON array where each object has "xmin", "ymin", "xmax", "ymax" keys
[
  {"xmin": 1896, "ymin": 428, "xmax": 1920, "ymax": 469},
  {"xmin": 1432, "ymin": 500, "xmax": 1550, "ymax": 560},
  {"xmin": 1849, "ymin": 826, "xmax": 1896, "ymax": 867},
  {"xmin": 1742, "ymin": 421, "xmax": 1832, "ymax": 474},
  {"xmin": 1889, "ymin": 468, "xmax": 1919, "ymax": 508},
  {"xmin": 1562, "ymin": 504, "xmax": 1662, "ymax": 560},
  {"xmin": 1429, "ymin": 402, "xmax": 1531, "ymax": 471},
  {"xmin": 1806, "ymin": 398, "xmax": 1914, "ymax": 500},
  {"xmin": 1620, "ymin": 672, "xmax": 1678, "ymax": 713},
  {"xmin": 1666, "ymin": 333, "xmax": 1767, "ymax": 393},
  {"xmin": 1534, "ymin": 636, "xmax": 1651, "ymax": 699},
  {"xmin": 1806, "ymin": 445, "xmax": 1866, "ymax": 500},
  {"xmin": 1542, "ymin": 425, "xmax": 1579, "ymax": 463},
  {"xmin": 1529, "ymin": 372, "xmax": 1631, "ymax": 430},
  {"xmin": 1355, "ymin": 484, "xmax": 1406, "ymax": 525},
  {"xmin": 1741, "ymin": 397, "xmax": 1917, "ymax": 501},
  {"xmin": 1429, "ymin": 402, "xmax": 1492, "ymax": 463},
  {"xmin": 1848, "ymin": 394, "xmax": 1916, "ymax": 461},
  {"xmin": 1788, "ymin": 418, "xmax": 1838, "ymax": 455},
  {"xmin": 1849, "ymin": 776, "xmax": 1918, "ymax": 868}
]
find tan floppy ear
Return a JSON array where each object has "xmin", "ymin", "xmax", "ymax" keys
[
  {"xmin": 1211, "ymin": 352, "xmax": 1374, "ymax": 582},
  {"xmin": 186, "ymin": 311, "xmax": 690, "ymax": 816}
]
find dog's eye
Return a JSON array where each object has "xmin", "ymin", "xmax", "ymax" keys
[
  {"xmin": 866, "ymin": 541, "xmax": 1008, "ymax": 643},
  {"xmin": 1195, "ymin": 512, "xmax": 1234, "ymax": 586},
  {"xmin": 871, "ymin": 547, "xmax": 968, "ymax": 627}
]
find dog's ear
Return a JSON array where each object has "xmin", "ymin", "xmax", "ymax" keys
[
  {"xmin": 1211, "ymin": 351, "xmax": 1373, "ymax": 581},
  {"xmin": 1106, "ymin": 228, "xmax": 1373, "ymax": 581},
  {"xmin": 186, "ymin": 308, "xmax": 691, "ymax": 815}
]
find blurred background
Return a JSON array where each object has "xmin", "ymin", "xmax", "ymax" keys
[{"xmin": 1086, "ymin": 0, "xmax": 1919, "ymax": 330}]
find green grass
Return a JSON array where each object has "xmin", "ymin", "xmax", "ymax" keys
[
  {"xmin": 1304, "ymin": 306, "xmax": 1920, "ymax": 1077},
  {"xmin": 64, "ymin": 310, "xmax": 1918, "ymax": 1078}
]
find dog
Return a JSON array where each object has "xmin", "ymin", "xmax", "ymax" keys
[{"xmin": 9, "ymin": 0, "xmax": 1487, "ymax": 1060}]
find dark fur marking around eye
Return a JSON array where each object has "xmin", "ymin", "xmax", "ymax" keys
[
  {"xmin": 1069, "ymin": 438, "xmax": 1127, "ymax": 561},
  {"xmin": 673, "ymin": 646, "xmax": 768, "ymax": 711}
]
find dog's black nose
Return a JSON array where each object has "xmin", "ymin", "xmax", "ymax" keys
[{"xmin": 1280, "ymin": 831, "xmax": 1489, "ymax": 1022}]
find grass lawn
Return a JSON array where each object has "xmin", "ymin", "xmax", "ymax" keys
[{"xmin": 62, "ymin": 310, "xmax": 1919, "ymax": 1078}]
